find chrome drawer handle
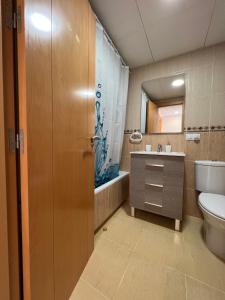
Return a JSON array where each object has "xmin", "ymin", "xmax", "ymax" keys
[
  {"xmin": 144, "ymin": 201, "xmax": 163, "ymax": 208},
  {"xmin": 146, "ymin": 163, "xmax": 164, "ymax": 168},
  {"xmin": 145, "ymin": 183, "xmax": 164, "ymax": 188}
]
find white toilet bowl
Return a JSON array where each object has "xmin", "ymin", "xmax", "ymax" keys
[
  {"xmin": 198, "ymin": 193, "xmax": 225, "ymax": 260},
  {"xmin": 195, "ymin": 160, "xmax": 225, "ymax": 260}
]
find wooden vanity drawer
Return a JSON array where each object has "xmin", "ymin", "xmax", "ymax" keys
[
  {"xmin": 130, "ymin": 188, "xmax": 163, "ymax": 215},
  {"xmin": 130, "ymin": 182, "xmax": 163, "ymax": 209},
  {"xmin": 145, "ymin": 167, "xmax": 164, "ymax": 185},
  {"xmin": 130, "ymin": 153, "xmax": 185, "ymax": 221},
  {"xmin": 145, "ymin": 158, "xmax": 165, "ymax": 168},
  {"xmin": 144, "ymin": 184, "xmax": 163, "ymax": 213}
]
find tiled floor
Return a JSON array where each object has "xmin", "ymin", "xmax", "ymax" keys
[{"xmin": 70, "ymin": 202, "xmax": 225, "ymax": 300}]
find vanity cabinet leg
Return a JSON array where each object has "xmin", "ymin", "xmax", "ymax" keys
[
  {"xmin": 175, "ymin": 219, "xmax": 181, "ymax": 231},
  {"xmin": 131, "ymin": 207, "xmax": 135, "ymax": 217}
]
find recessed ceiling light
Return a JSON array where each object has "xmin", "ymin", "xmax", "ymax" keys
[{"xmin": 172, "ymin": 79, "xmax": 184, "ymax": 87}]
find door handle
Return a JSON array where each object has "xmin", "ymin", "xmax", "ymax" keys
[
  {"xmin": 91, "ymin": 135, "xmax": 100, "ymax": 144},
  {"xmin": 90, "ymin": 135, "xmax": 100, "ymax": 147}
]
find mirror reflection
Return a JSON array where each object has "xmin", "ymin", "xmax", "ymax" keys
[{"xmin": 141, "ymin": 74, "xmax": 185, "ymax": 134}]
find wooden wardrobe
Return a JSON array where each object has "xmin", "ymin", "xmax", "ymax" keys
[{"xmin": 2, "ymin": 0, "xmax": 96, "ymax": 299}]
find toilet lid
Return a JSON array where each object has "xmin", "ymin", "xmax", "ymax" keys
[{"xmin": 199, "ymin": 193, "xmax": 225, "ymax": 220}]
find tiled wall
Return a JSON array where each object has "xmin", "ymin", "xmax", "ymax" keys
[
  {"xmin": 125, "ymin": 42, "xmax": 225, "ymax": 131},
  {"xmin": 121, "ymin": 42, "xmax": 225, "ymax": 218}
]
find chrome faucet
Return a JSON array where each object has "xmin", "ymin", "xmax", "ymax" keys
[{"xmin": 157, "ymin": 144, "xmax": 162, "ymax": 152}]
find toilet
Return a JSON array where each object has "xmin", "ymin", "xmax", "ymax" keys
[{"xmin": 195, "ymin": 160, "xmax": 225, "ymax": 260}]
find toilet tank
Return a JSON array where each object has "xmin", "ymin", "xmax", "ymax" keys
[{"xmin": 195, "ymin": 161, "xmax": 225, "ymax": 195}]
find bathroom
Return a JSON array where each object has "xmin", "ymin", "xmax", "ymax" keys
[{"xmin": 0, "ymin": 0, "xmax": 225, "ymax": 300}]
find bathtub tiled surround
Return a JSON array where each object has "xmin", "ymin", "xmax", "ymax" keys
[
  {"xmin": 70, "ymin": 204, "xmax": 225, "ymax": 300},
  {"xmin": 120, "ymin": 131, "xmax": 225, "ymax": 218},
  {"xmin": 95, "ymin": 172, "xmax": 129, "ymax": 230}
]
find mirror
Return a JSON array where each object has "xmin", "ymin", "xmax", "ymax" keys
[{"xmin": 141, "ymin": 74, "xmax": 185, "ymax": 134}]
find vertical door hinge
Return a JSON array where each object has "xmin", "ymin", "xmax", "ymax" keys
[
  {"xmin": 13, "ymin": 6, "xmax": 22, "ymax": 32},
  {"xmin": 5, "ymin": 1, "xmax": 22, "ymax": 33},
  {"xmin": 16, "ymin": 133, "xmax": 20, "ymax": 149},
  {"xmin": 13, "ymin": 11, "xmax": 17, "ymax": 29},
  {"xmin": 4, "ymin": 0, "xmax": 21, "ymax": 31},
  {"xmin": 16, "ymin": 130, "xmax": 24, "ymax": 153},
  {"xmin": 8, "ymin": 129, "xmax": 24, "ymax": 154}
]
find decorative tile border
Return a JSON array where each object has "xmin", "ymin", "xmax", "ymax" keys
[
  {"xmin": 184, "ymin": 126, "xmax": 225, "ymax": 132},
  {"xmin": 124, "ymin": 126, "xmax": 225, "ymax": 134},
  {"xmin": 124, "ymin": 129, "xmax": 141, "ymax": 134}
]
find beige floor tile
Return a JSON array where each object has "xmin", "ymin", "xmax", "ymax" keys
[
  {"xmin": 72, "ymin": 211, "xmax": 225, "ymax": 299},
  {"xmin": 133, "ymin": 223, "xmax": 188, "ymax": 270},
  {"xmin": 133, "ymin": 214, "xmax": 225, "ymax": 293},
  {"xmin": 113, "ymin": 202, "xmax": 131, "ymax": 219},
  {"xmin": 70, "ymin": 279, "xmax": 108, "ymax": 300},
  {"xmin": 114, "ymin": 253, "xmax": 186, "ymax": 300},
  {"xmin": 179, "ymin": 217, "xmax": 225, "ymax": 292},
  {"xmin": 81, "ymin": 237, "xmax": 131, "ymax": 299},
  {"xmin": 186, "ymin": 276, "xmax": 225, "ymax": 300},
  {"xmin": 100, "ymin": 213, "xmax": 143, "ymax": 250},
  {"xmin": 183, "ymin": 243, "xmax": 225, "ymax": 292}
]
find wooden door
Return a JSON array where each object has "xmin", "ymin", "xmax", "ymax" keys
[
  {"xmin": 52, "ymin": 1, "xmax": 95, "ymax": 298},
  {"xmin": 17, "ymin": 0, "xmax": 95, "ymax": 299},
  {"xmin": 1, "ymin": 0, "xmax": 21, "ymax": 298},
  {"xmin": 0, "ymin": 6, "xmax": 10, "ymax": 299},
  {"xmin": 17, "ymin": 0, "xmax": 54, "ymax": 298}
]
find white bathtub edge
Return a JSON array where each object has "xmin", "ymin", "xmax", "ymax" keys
[{"xmin": 95, "ymin": 171, "xmax": 129, "ymax": 194}]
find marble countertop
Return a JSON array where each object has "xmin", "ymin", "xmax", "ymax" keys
[{"xmin": 130, "ymin": 151, "xmax": 186, "ymax": 157}]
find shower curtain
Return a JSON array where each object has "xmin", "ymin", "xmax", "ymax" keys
[{"xmin": 95, "ymin": 22, "xmax": 129, "ymax": 188}]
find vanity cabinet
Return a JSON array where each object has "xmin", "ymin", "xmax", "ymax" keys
[{"xmin": 130, "ymin": 152, "xmax": 185, "ymax": 230}]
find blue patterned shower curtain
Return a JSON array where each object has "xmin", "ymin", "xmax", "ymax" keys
[{"xmin": 94, "ymin": 23, "xmax": 129, "ymax": 188}]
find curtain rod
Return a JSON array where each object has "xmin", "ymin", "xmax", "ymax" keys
[{"xmin": 95, "ymin": 15, "xmax": 128, "ymax": 67}]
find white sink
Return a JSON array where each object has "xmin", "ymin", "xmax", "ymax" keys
[{"xmin": 130, "ymin": 151, "xmax": 185, "ymax": 157}]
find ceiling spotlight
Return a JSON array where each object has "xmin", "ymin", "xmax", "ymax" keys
[{"xmin": 172, "ymin": 79, "xmax": 184, "ymax": 87}]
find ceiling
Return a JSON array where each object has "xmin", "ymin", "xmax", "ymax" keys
[
  {"xmin": 142, "ymin": 74, "xmax": 185, "ymax": 100},
  {"xmin": 90, "ymin": 0, "xmax": 225, "ymax": 68}
]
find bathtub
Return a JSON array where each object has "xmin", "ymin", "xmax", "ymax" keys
[{"xmin": 94, "ymin": 171, "xmax": 129, "ymax": 231}]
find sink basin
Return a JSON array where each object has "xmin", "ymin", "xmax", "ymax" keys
[{"xmin": 130, "ymin": 151, "xmax": 185, "ymax": 157}]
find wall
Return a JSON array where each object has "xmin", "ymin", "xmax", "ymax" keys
[{"xmin": 121, "ymin": 42, "xmax": 225, "ymax": 218}]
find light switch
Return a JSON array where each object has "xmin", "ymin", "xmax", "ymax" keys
[{"xmin": 186, "ymin": 133, "xmax": 201, "ymax": 141}]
